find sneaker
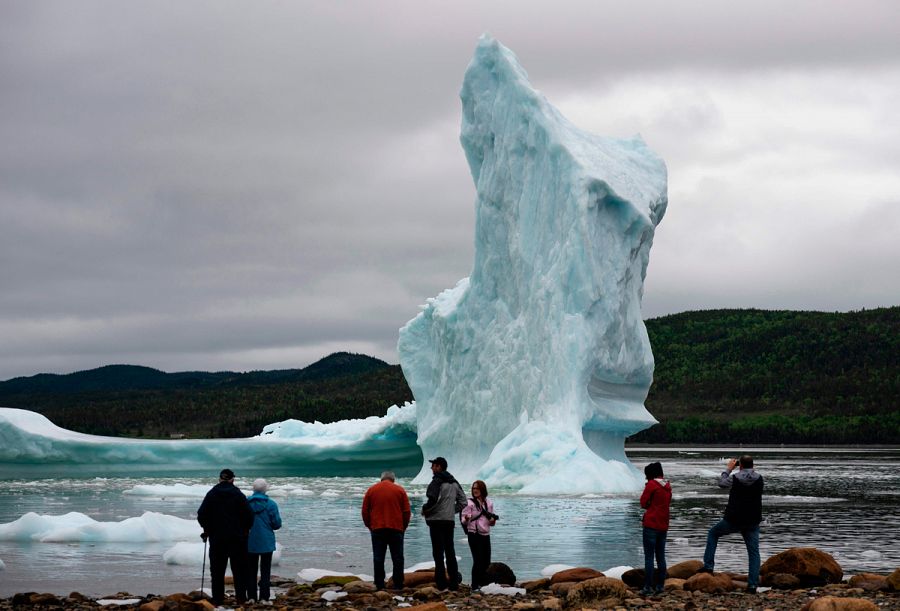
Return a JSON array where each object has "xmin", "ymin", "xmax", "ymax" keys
[{"xmin": 746, "ymin": 586, "xmax": 758, "ymax": 594}]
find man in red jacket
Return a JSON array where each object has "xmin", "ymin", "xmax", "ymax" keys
[{"xmin": 362, "ymin": 471, "xmax": 412, "ymax": 590}]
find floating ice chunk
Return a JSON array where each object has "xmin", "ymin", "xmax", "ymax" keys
[
  {"xmin": 0, "ymin": 557, "xmax": 5, "ymax": 570},
  {"xmin": 673, "ymin": 537, "xmax": 689, "ymax": 546},
  {"xmin": 480, "ymin": 584, "xmax": 525, "ymax": 596},
  {"xmin": 97, "ymin": 600, "xmax": 142, "ymax": 606},
  {"xmin": 320, "ymin": 591, "xmax": 347, "ymax": 601},
  {"xmin": 541, "ymin": 564, "xmax": 575, "ymax": 577},
  {"xmin": 0, "ymin": 511, "xmax": 198, "ymax": 542},
  {"xmin": 601, "ymin": 566, "xmax": 632, "ymax": 580},
  {"xmin": 399, "ymin": 36, "xmax": 666, "ymax": 493},
  {"xmin": 861, "ymin": 550, "xmax": 882, "ymax": 559},
  {"xmin": 297, "ymin": 568, "xmax": 373, "ymax": 583},
  {"xmin": 164, "ymin": 542, "xmax": 282, "ymax": 566},
  {"xmin": 124, "ymin": 483, "xmax": 208, "ymax": 498}
]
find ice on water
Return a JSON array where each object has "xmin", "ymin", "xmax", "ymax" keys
[
  {"xmin": 0, "ymin": 511, "xmax": 198, "ymax": 542},
  {"xmin": 0, "ymin": 37, "xmax": 666, "ymax": 494},
  {"xmin": 399, "ymin": 35, "xmax": 666, "ymax": 491},
  {"xmin": 163, "ymin": 541, "xmax": 283, "ymax": 566}
]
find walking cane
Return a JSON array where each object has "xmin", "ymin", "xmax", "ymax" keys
[{"xmin": 200, "ymin": 534, "xmax": 208, "ymax": 595}]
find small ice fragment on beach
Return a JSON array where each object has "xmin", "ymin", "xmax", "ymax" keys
[{"xmin": 480, "ymin": 583, "xmax": 525, "ymax": 596}]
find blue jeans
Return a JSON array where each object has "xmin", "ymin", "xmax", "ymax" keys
[
  {"xmin": 642, "ymin": 527, "xmax": 667, "ymax": 591},
  {"xmin": 702, "ymin": 518, "xmax": 760, "ymax": 588},
  {"xmin": 371, "ymin": 529, "xmax": 405, "ymax": 589}
]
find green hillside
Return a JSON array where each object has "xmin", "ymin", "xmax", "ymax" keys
[
  {"xmin": 1, "ymin": 308, "xmax": 897, "ymax": 443},
  {"xmin": 636, "ymin": 306, "xmax": 899, "ymax": 444}
]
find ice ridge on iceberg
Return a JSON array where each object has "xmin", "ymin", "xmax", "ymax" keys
[{"xmin": 398, "ymin": 35, "xmax": 667, "ymax": 493}]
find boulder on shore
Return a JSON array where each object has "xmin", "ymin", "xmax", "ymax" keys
[
  {"xmin": 549, "ymin": 567, "xmax": 604, "ymax": 584},
  {"xmin": 803, "ymin": 595, "xmax": 879, "ymax": 610},
  {"xmin": 683, "ymin": 572, "xmax": 734, "ymax": 593},
  {"xmin": 564, "ymin": 577, "xmax": 628, "ymax": 608},
  {"xmin": 666, "ymin": 559, "xmax": 704, "ymax": 579},
  {"xmin": 761, "ymin": 547, "xmax": 843, "ymax": 586}
]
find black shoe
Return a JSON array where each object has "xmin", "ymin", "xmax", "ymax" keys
[{"xmin": 746, "ymin": 586, "xmax": 757, "ymax": 594}]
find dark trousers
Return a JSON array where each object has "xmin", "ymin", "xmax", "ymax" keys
[
  {"xmin": 642, "ymin": 527, "xmax": 667, "ymax": 591},
  {"xmin": 428, "ymin": 521, "xmax": 459, "ymax": 589},
  {"xmin": 466, "ymin": 532, "xmax": 491, "ymax": 589},
  {"xmin": 208, "ymin": 536, "xmax": 249, "ymax": 604},
  {"xmin": 246, "ymin": 551, "xmax": 274, "ymax": 600},
  {"xmin": 370, "ymin": 528, "xmax": 405, "ymax": 589}
]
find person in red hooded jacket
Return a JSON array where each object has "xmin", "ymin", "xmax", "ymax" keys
[{"xmin": 639, "ymin": 461, "xmax": 672, "ymax": 595}]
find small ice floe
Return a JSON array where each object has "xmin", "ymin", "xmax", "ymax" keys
[
  {"xmin": 320, "ymin": 490, "xmax": 340, "ymax": 498},
  {"xmin": 297, "ymin": 568, "xmax": 373, "ymax": 583},
  {"xmin": 320, "ymin": 591, "xmax": 346, "ymax": 601},
  {"xmin": 165, "ymin": 542, "xmax": 282, "ymax": 565},
  {"xmin": 97, "ymin": 600, "xmax": 142, "ymax": 606},
  {"xmin": 123, "ymin": 483, "xmax": 207, "ymax": 498},
  {"xmin": 334, "ymin": 551, "xmax": 344, "ymax": 558},
  {"xmin": 600, "ymin": 566, "xmax": 632, "ymax": 580},
  {"xmin": 0, "ymin": 557, "xmax": 5, "ymax": 570},
  {"xmin": 672, "ymin": 537, "xmax": 689, "ymax": 546},
  {"xmin": 480, "ymin": 583, "xmax": 525, "ymax": 596},
  {"xmin": 0, "ymin": 511, "xmax": 198, "ymax": 542},
  {"xmin": 541, "ymin": 564, "xmax": 575, "ymax": 577},
  {"xmin": 861, "ymin": 550, "xmax": 882, "ymax": 560}
]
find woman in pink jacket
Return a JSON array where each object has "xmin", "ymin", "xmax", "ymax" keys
[{"xmin": 460, "ymin": 480, "xmax": 497, "ymax": 590}]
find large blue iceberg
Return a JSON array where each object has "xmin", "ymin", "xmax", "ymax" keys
[
  {"xmin": 399, "ymin": 36, "xmax": 667, "ymax": 492},
  {"xmin": 0, "ymin": 37, "xmax": 666, "ymax": 493}
]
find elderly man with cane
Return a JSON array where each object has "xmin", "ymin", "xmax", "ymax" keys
[{"xmin": 198, "ymin": 468, "xmax": 254, "ymax": 606}]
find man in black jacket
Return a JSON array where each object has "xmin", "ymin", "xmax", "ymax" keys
[
  {"xmin": 197, "ymin": 468, "xmax": 254, "ymax": 605},
  {"xmin": 699, "ymin": 455, "xmax": 764, "ymax": 593},
  {"xmin": 421, "ymin": 457, "xmax": 467, "ymax": 591}
]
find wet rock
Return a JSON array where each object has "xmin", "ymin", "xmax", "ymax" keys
[
  {"xmin": 66, "ymin": 592, "xmax": 90, "ymax": 603},
  {"xmin": 521, "ymin": 578, "xmax": 551, "ymax": 593},
  {"xmin": 803, "ymin": 596, "xmax": 879, "ymax": 611},
  {"xmin": 549, "ymin": 567, "xmax": 604, "ymax": 584},
  {"xmin": 683, "ymin": 572, "xmax": 733, "ymax": 593},
  {"xmin": 391, "ymin": 571, "xmax": 437, "ymax": 588},
  {"xmin": 619, "ymin": 568, "xmax": 644, "ymax": 588},
  {"xmin": 549, "ymin": 581, "xmax": 576, "ymax": 597},
  {"xmin": 541, "ymin": 596, "xmax": 562, "ymax": 610},
  {"xmin": 406, "ymin": 603, "xmax": 449, "ymax": 611},
  {"xmin": 848, "ymin": 573, "xmax": 888, "ymax": 591},
  {"xmin": 664, "ymin": 577, "xmax": 686, "ymax": 591},
  {"xmin": 312, "ymin": 575, "xmax": 361, "ymax": 587},
  {"xmin": 887, "ymin": 568, "xmax": 900, "ymax": 591},
  {"xmin": 413, "ymin": 586, "xmax": 442, "ymax": 601},
  {"xmin": 343, "ymin": 580, "xmax": 376, "ymax": 594},
  {"xmin": 486, "ymin": 561, "xmax": 517, "ymax": 585},
  {"xmin": 667, "ymin": 560, "xmax": 704, "ymax": 579},
  {"xmin": 512, "ymin": 602, "xmax": 542, "ymax": 610},
  {"xmin": 285, "ymin": 583, "xmax": 312, "ymax": 596},
  {"xmin": 766, "ymin": 573, "xmax": 802, "ymax": 589},
  {"xmin": 564, "ymin": 576, "xmax": 628, "ymax": 608},
  {"xmin": 761, "ymin": 547, "xmax": 843, "ymax": 586},
  {"xmin": 139, "ymin": 602, "xmax": 165, "ymax": 611}
]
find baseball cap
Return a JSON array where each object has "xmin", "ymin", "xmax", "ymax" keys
[{"xmin": 428, "ymin": 457, "xmax": 448, "ymax": 469}]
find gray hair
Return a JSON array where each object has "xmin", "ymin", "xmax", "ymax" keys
[
  {"xmin": 380, "ymin": 471, "xmax": 396, "ymax": 482},
  {"xmin": 252, "ymin": 478, "xmax": 268, "ymax": 492}
]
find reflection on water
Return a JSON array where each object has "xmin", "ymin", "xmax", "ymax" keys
[{"xmin": 0, "ymin": 447, "xmax": 898, "ymax": 596}]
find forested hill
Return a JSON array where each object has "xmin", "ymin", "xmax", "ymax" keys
[
  {"xmin": 1, "ymin": 308, "xmax": 897, "ymax": 443},
  {"xmin": 0, "ymin": 352, "xmax": 412, "ymax": 438},
  {"xmin": 636, "ymin": 306, "xmax": 899, "ymax": 444}
]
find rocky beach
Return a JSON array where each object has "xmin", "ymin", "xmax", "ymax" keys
[{"xmin": 4, "ymin": 548, "xmax": 900, "ymax": 610}]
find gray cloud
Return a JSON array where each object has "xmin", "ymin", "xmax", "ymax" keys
[{"xmin": 1, "ymin": 1, "xmax": 898, "ymax": 379}]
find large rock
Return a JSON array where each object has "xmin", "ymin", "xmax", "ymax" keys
[
  {"xmin": 887, "ymin": 568, "xmax": 900, "ymax": 591},
  {"xmin": 663, "ymin": 578, "xmax": 685, "ymax": 590},
  {"xmin": 390, "ymin": 570, "xmax": 436, "ymax": 588},
  {"xmin": 683, "ymin": 572, "xmax": 734, "ymax": 593},
  {"xmin": 343, "ymin": 580, "xmax": 377, "ymax": 593},
  {"xmin": 312, "ymin": 574, "xmax": 362, "ymax": 587},
  {"xmin": 761, "ymin": 547, "xmax": 843, "ymax": 586},
  {"xmin": 486, "ymin": 561, "xmax": 517, "ymax": 585},
  {"xmin": 768, "ymin": 572, "xmax": 802, "ymax": 589},
  {"xmin": 564, "ymin": 577, "xmax": 629, "ymax": 608},
  {"xmin": 550, "ymin": 567, "xmax": 605, "ymax": 584},
  {"xmin": 666, "ymin": 559, "xmax": 704, "ymax": 579},
  {"xmin": 848, "ymin": 573, "xmax": 887, "ymax": 591},
  {"xmin": 620, "ymin": 568, "xmax": 644, "ymax": 588},
  {"xmin": 521, "ymin": 577, "xmax": 551, "ymax": 592},
  {"xmin": 804, "ymin": 596, "xmax": 879, "ymax": 611}
]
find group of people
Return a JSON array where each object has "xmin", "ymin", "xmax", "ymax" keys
[
  {"xmin": 361, "ymin": 456, "xmax": 498, "ymax": 592},
  {"xmin": 197, "ymin": 454, "xmax": 761, "ymax": 604},
  {"xmin": 639, "ymin": 454, "xmax": 764, "ymax": 596}
]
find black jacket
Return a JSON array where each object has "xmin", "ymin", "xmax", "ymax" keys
[
  {"xmin": 719, "ymin": 469, "xmax": 763, "ymax": 528},
  {"xmin": 197, "ymin": 481, "xmax": 254, "ymax": 540}
]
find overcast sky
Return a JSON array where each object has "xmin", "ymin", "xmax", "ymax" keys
[{"xmin": 1, "ymin": 1, "xmax": 898, "ymax": 380}]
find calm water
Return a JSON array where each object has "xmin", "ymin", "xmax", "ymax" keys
[{"xmin": 1, "ymin": 447, "xmax": 898, "ymax": 597}]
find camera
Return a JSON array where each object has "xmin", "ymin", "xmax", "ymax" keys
[{"xmin": 485, "ymin": 511, "xmax": 499, "ymax": 521}]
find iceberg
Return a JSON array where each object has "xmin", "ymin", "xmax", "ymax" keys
[
  {"xmin": 399, "ymin": 36, "xmax": 667, "ymax": 492},
  {"xmin": 0, "ymin": 405, "xmax": 421, "ymax": 476}
]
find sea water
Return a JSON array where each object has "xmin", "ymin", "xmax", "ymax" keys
[{"xmin": 0, "ymin": 447, "xmax": 898, "ymax": 597}]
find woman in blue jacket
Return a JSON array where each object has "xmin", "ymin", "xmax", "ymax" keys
[{"xmin": 246, "ymin": 478, "xmax": 282, "ymax": 601}]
